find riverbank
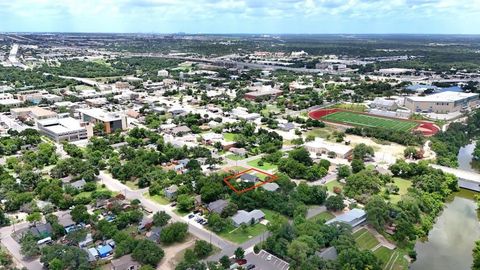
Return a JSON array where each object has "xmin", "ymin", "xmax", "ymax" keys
[{"xmin": 411, "ymin": 190, "xmax": 480, "ymax": 270}]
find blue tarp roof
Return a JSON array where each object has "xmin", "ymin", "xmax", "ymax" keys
[{"xmin": 97, "ymin": 245, "xmax": 113, "ymax": 256}]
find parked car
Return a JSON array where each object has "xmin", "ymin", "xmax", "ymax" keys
[
  {"xmin": 170, "ymin": 202, "xmax": 177, "ymax": 207},
  {"xmin": 246, "ymin": 264, "xmax": 256, "ymax": 270},
  {"xmin": 188, "ymin": 214, "xmax": 195, "ymax": 219}
]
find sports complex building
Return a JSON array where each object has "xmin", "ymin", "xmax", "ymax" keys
[{"xmin": 404, "ymin": 91, "xmax": 479, "ymax": 114}]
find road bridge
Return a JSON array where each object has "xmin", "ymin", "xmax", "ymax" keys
[{"xmin": 430, "ymin": 164, "xmax": 480, "ymax": 191}]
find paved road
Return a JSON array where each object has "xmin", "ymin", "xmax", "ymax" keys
[
  {"xmin": 0, "ymin": 221, "xmax": 43, "ymax": 270},
  {"xmin": 98, "ymin": 171, "xmax": 236, "ymax": 251}
]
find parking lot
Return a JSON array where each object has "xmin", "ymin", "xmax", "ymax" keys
[
  {"xmin": 245, "ymin": 250, "xmax": 290, "ymax": 270},
  {"xmin": 185, "ymin": 211, "xmax": 208, "ymax": 227}
]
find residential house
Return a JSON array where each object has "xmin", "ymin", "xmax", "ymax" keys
[
  {"xmin": 164, "ymin": 185, "xmax": 179, "ymax": 200},
  {"xmin": 97, "ymin": 244, "xmax": 113, "ymax": 258},
  {"xmin": 111, "ymin": 254, "xmax": 141, "ymax": 270},
  {"xmin": 232, "ymin": 209, "xmax": 265, "ymax": 227},
  {"xmin": 240, "ymin": 173, "xmax": 259, "ymax": 183},
  {"xmin": 230, "ymin": 147, "xmax": 247, "ymax": 157},
  {"xmin": 207, "ymin": 199, "xmax": 228, "ymax": 214}
]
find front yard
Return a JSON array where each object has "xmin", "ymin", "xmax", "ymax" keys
[{"xmin": 247, "ymin": 158, "xmax": 277, "ymax": 171}]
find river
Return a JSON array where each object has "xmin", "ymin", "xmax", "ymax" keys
[
  {"xmin": 411, "ymin": 192, "xmax": 480, "ymax": 270},
  {"xmin": 458, "ymin": 141, "xmax": 480, "ymax": 173}
]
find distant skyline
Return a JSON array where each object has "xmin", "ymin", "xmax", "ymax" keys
[{"xmin": 1, "ymin": 0, "xmax": 480, "ymax": 34}]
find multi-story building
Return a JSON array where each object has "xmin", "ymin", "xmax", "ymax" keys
[
  {"xmin": 78, "ymin": 108, "xmax": 127, "ymax": 134},
  {"xmin": 37, "ymin": 116, "xmax": 88, "ymax": 143}
]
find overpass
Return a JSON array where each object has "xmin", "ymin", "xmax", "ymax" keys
[{"xmin": 430, "ymin": 164, "xmax": 480, "ymax": 191}]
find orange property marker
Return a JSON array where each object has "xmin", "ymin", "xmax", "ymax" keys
[{"xmin": 223, "ymin": 167, "xmax": 279, "ymax": 195}]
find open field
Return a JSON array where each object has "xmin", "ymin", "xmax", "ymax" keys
[
  {"xmin": 144, "ymin": 193, "xmax": 170, "ymax": 205},
  {"xmin": 321, "ymin": 111, "xmax": 418, "ymax": 132},
  {"xmin": 353, "ymin": 228, "xmax": 379, "ymax": 250},
  {"xmin": 223, "ymin": 133, "xmax": 237, "ymax": 142},
  {"xmin": 388, "ymin": 178, "xmax": 412, "ymax": 203},
  {"xmin": 374, "ymin": 246, "xmax": 409, "ymax": 270},
  {"xmin": 333, "ymin": 103, "xmax": 367, "ymax": 112}
]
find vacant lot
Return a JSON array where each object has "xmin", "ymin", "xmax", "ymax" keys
[
  {"xmin": 322, "ymin": 111, "xmax": 417, "ymax": 132},
  {"xmin": 353, "ymin": 228, "xmax": 379, "ymax": 250}
]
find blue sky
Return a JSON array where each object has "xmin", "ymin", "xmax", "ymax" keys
[{"xmin": 0, "ymin": 0, "xmax": 479, "ymax": 34}]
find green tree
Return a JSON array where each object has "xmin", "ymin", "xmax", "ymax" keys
[
  {"xmin": 351, "ymin": 158, "xmax": 365, "ymax": 173},
  {"xmin": 153, "ymin": 211, "xmax": 171, "ymax": 227},
  {"xmin": 70, "ymin": 205, "xmax": 90, "ymax": 223},
  {"xmin": 132, "ymin": 239, "xmax": 164, "ymax": 267},
  {"xmin": 193, "ymin": 240, "xmax": 213, "ymax": 258},
  {"xmin": 20, "ymin": 232, "xmax": 40, "ymax": 258},
  {"xmin": 177, "ymin": 194, "xmax": 194, "ymax": 212},
  {"xmin": 352, "ymin": 143, "xmax": 374, "ymax": 160},
  {"xmin": 325, "ymin": 195, "xmax": 345, "ymax": 211},
  {"xmin": 365, "ymin": 196, "xmax": 390, "ymax": 231},
  {"xmin": 234, "ymin": 247, "xmax": 245, "ymax": 260},
  {"xmin": 160, "ymin": 222, "xmax": 188, "ymax": 244}
]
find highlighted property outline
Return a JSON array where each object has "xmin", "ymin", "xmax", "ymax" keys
[{"xmin": 223, "ymin": 167, "xmax": 278, "ymax": 195}]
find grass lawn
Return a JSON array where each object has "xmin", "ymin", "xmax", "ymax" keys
[
  {"xmin": 333, "ymin": 103, "xmax": 367, "ymax": 112},
  {"xmin": 223, "ymin": 133, "xmax": 237, "ymax": 142},
  {"xmin": 218, "ymin": 223, "xmax": 267, "ymax": 244},
  {"xmin": 306, "ymin": 128, "xmax": 333, "ymax": 139},
  {"xmin": 321, "ymin": 111, "xmax": 418, "ymax": 132},
  {"xmin": 226, "ymin": 154, "xmax": 244, "ymax": 161},
  {"xmin": 75, "ymin": 184, "xmax": 112, "ymax": 199},
  {"xmin": 353, "ymin": 228, "xmax": 379, "ymax": 250},
  {"xmin": 374, "ymin": 246, "xmax": 409, "ymax": 270},
  {"xmin": 144, "ymin": 193, "xmax": 170, "ymax": 205},
  {"xmin": 324, "ymin": 180, "xmax": 344, "ymax": 193},
  {"xmin": 388, "ymin": 178, "xmax": 412, "ymax": 204},
  {"xmin": 247, "ymin": 158, "xmax": 277, "ymax": 171},
  {"xmin": 309, "ymin": 211, "xmax": 335, "ymax": 222},
  {"xmin": 225, "ymin": 166, "xmax": 248, "ymax": 173},
  {"xmin": 261, "ymin": 208, "xmax": 288, "ymax": 223}
]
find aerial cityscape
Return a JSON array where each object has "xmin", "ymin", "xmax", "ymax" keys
[{"xmin": 0, "ymin": 1, "xmax": 480, "ymax": 270}]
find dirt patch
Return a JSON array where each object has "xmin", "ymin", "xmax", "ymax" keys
[{"xmin": 158, "ymin": 236, "xmax": 197, "ymax": 270}]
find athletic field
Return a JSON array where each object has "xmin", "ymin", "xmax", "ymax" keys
[{"xmin": 321, "ymin": 111, "xmax": 418, "ymax": 132}]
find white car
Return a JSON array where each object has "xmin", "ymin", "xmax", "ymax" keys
[{"xmin": 266, "ymin": 255, "xmax": 272, "ymax": 261}]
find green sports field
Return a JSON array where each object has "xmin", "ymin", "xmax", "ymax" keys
[{"xmin": 321, "ymin": 111, "xmax": 418, "ymax": 131}]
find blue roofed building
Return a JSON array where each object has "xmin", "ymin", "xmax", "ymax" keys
[{"xmin": 97, "ymin": 244, "xmax": 113, "ymax": 258}]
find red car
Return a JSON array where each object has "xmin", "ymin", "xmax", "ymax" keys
[{"xmin": 236, "ymin": 259, "xmax": 247, "ymax": 265}]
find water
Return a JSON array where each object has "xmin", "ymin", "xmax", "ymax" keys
[
  {"xmin": 458, "ymin": 142, "xmax": 480, "ymax": 173},
  {"xmin": 411, "ymin": 195, "xmax": 480, "ymax": 270}
]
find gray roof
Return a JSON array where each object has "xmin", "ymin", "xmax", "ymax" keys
[
  {"xmin": 171, "ymin": 125, "xmax": 191, "ymax": 134},
  {"xmin": 316, "ymin": 247, "xmax": 338, "ymax": 261},
  {"xmin": 262, "ymin": 182, "xmax": 279, "ymax": 192},
  {"xmin": 207, "ymin": 199, "xmax": 228, "ymax": 214},
  {"xmin": 111, "ymin": 254, "xmax": 140, "ymax": 270},
  {"xmin": 70, "ymin": 179, "xmax": 87, "ymax": 189},
  {"xmin": 240, "ymin": 173, "xmax": 258, "ymax": 182},
  {"xmin": 165, "ymin": 184, "xmax": 178, "ymax": 193},
  {"xmin": 232, "ymin": 209, "xmax": 265, "ymax": 226}
]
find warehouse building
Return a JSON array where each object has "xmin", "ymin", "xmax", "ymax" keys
[{"xmin": 78, "ymin": 108, "xmax": 127, "ymax": 134}]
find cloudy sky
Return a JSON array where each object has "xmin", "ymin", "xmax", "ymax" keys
[{"xmin": 0, "ymin": 0, "xmax": 479, "ymax": 34}]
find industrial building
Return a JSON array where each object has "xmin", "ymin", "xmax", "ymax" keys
[{"xmin": 304, "ymin": 138, "xmax": 353, "ymax": 159}]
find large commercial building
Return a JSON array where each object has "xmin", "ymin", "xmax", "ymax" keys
[
  {"xmin": 244, "ymin": 85, "xmax": 283, "ymax": 101},
  {"xmin": 78, "ymin": 108, "xmax": 127, "ymax": 134},
  {"xmin": 37, "ymin": 116, "xmax": 87, "ymax": 143},
  {"xmin": 405, "ymin": 91, "xmax": 479, "ymax": 113},
  {"xmin": 11, "ymin": 106, "xmax": 57, "ymax": 120}
]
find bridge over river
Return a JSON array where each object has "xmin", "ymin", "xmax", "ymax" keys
[{"xmin": 430, "ymin": 164, "xmax": 480, "ymax": 191}]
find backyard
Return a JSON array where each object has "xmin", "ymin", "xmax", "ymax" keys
[{"xmin": 247, "ymin": 158, "xmax": 277, "ymax": 171}]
